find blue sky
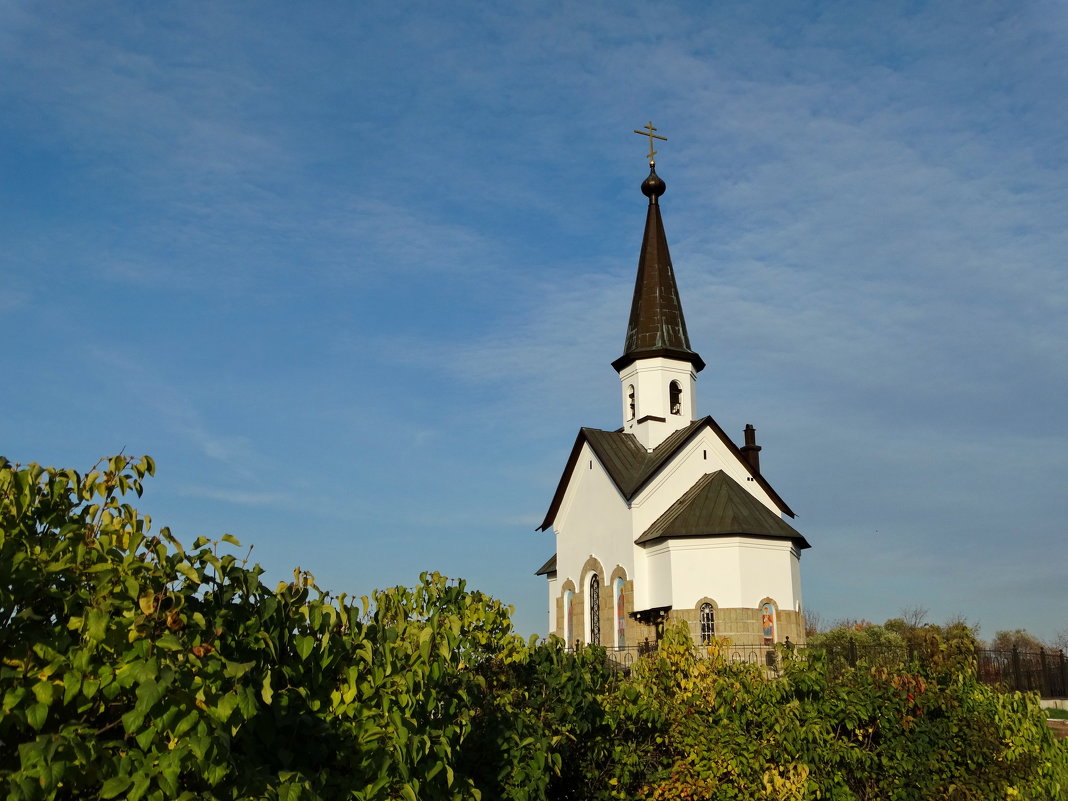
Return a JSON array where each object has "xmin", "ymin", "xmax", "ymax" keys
[{"xmin": 2, "ymin": 1, "xmax": 1066, "ymax": 642}]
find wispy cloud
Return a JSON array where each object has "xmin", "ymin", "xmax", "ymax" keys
[
  {"xmin": 174, "ymin": 484, "xmax": 291, "ymax": 507},
  {"xmin": 2, "ymin": 0, "xmax": 1065, "ymax": 640}
]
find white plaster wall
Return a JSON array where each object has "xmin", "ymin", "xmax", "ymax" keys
[
  {"xmin": 638, "ymin": 541, "xmax": 675, "ymax": 610},
  {"xmin": 649, "ymin": 537, "xmax": 801, "ymax": 610},
  {"xmin": 735, "ymin": 540, "xmax": 802, "ymax": 609},
  {"xmin": 553, "ymin": 442, "xmax": 634, "ymax": 638},
  {"xmin": 790, "ymin": 550, "xmax": 804, "ymax": 612},
  {"xmin": 546, "ymin": 574, "xmax": 558, "ymax": 634},
  {"xmin": 618, "ymin": 358, "xmax": 697, "ymax": 449}
]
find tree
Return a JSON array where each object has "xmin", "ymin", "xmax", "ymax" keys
[
  {"xmin": 899, "ymin": 604, "xmax": 929, "ymax": 628},
  {"xmin": 802, "ymin": 609, "xmax": 824, "ymax": 637},
  {"xmin": 990, "ymin": 629, "xmax": 1048, "ymax": 653}
]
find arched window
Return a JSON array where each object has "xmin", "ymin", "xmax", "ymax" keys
[
  {"xmin": 626, "ymin": 385, "xmax": 635, "ymax": 421},
  {"xmin": 563, "ymin": 590, "xmax": 574, "ymax": 646},
  {"xmin": 761, "ymin": 602, "xmax": 776, "ymax": 645},
  {"xmin": 589, "ymin": 576, "xmax": 601, "ymax": 645},
  {"xmin": 700, "ymin": 603, "xmax": 715, "ymax": 645},
  {"xmin": 669, "ymin": 381, "xmax": 682, "ymax": 416},
  {"xmin": 614, "ymin": 577, "xmax": 626, "ymax": 648}
]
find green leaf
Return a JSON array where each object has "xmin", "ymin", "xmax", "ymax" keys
[
  {"xmin": 175, "ymin": 563, "xmax": 199, "ymax": 583},
  {"xmin": 3, "ymin": 686, "xmax": 27, "ymax": 712},
  {"xmin": 135, "ymin": 725, "xmax": 157, "ymax": 750},
  {"xmin": 86, "ymin": 608, "xmax": 109, "ymax": 642},
  {"xmin": 173, "ymin": 709, "xmax": 199, "ymax": 737},
  {"xmin": 101, "ymin": 775, "xmax": 132, "ymax": 799},
  {"xmin": 32, "ymin": 680, "xmax": 55, "ymax": 705},
  {"xmin": 215, "ymin": 692, "xmax": 239, "ymax": 723},
  {"xmin": 223, "ymin": 659, "xmax": 255, "ymax": 679},
  {"xmin": 294, "ymin": 635, "xmax": 315, "ymax": 660},
  {"xmin": 122, "ymin": 707, "xmax": 146, "ymax": 734},
  {"xmin": 62, "ymin": 670, "xmax": 82, "ymax": 705},
  {"xmin": 221, "ymin": 533, "xmax": 241, "ymax": 546},
  {"xmin": 26, "ymin": 702, "xmax": 48, "ymax": 730},
  {"xmin": 127, "ymin": 773, "xmax": 152, "ymax": 801},
  {"xmin": 236, "ymin": 686, "xmax": 258, "ymax": 721}
]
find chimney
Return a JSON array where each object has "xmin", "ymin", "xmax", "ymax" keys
[{"xmin": 740, "ymin": 424, "xmax": 762, "ymax": 474}]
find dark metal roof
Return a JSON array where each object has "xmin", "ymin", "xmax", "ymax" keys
[
  {"xmin": 612, "ymin": 164, "xmax": 705, "ymax": 374},
  {"xmin": 535, "ymin": 554, "xmax": 557, "ymax": 576},
  {"xmin": 585, "ymin": 419, "xmax": 705, "ymax": 498},
  {"xmin": 537, "ymin": 416, "xmax": 796, "ymax": 532},
  {"xmin": 635, "ymin": 471, "xmax": 810, "ymax": 548}
]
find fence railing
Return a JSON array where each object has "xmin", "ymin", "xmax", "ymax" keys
[{"xmin": 583, "ymin": 640, "xmax": 1068, "ymax": 698}]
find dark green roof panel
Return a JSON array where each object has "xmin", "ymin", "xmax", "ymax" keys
[
  {"xmin": 535, "ymin": 554, "xmax": 557, "ymax": 576},
  {"xmin": 635, "ymin": 471, "xmax": 809, "ymax": 548}
]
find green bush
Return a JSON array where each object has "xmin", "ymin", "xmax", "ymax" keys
[
  {"xmin": 0, "ymin": 456, "xmax": 529, "ymax": 800},
  {"xmin": 3, "ymin": 456, "xmax": 1066, "ymax": 800},
  {"xmin": 599, "ymin": 623, "xmax": 1068, "ymax": 800}
]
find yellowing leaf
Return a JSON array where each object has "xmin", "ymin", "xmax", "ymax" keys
[
  {"xmin": 139, "ymin": 593, "xmax": 157, "ymax": 615},
  {"xmin": 175, "ymin": 563, "xmax": 199, "ymax": 582}
]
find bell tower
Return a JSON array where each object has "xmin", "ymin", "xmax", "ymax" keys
[{"xmin": 611, "ymin": 156, "xmax": 705, "ymax": 450}]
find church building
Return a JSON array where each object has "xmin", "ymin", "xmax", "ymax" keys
[{"xmin": 536, "ymin": 145, "xmax": 810, "ymax": 650}]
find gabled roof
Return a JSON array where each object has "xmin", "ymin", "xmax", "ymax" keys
[
  {"xmin": 584, "ymin": 419, "xmax": 705, "ymax": 498},
  {"xmin": 535, "ymin": 554, "xmax": 557, "ymax": 576},
  {"xmin": 635, "ymin": 471, "xmax": 810, "ymax": 549},
  {"xmin": 537, "ymin": 416, "xmax": 795, "ymax": 532},
  {"xmin": 611, "ymin": 164, "xmax": 705, "ymax": 374}
]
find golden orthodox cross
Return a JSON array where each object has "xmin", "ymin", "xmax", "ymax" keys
[{"xmin": 633, "ymin": 121, "xmax": 667, "ymax": 162}]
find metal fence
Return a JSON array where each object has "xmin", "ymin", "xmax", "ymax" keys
[{"xmin": 587, "ymin": 640, "xmax": 1068, "ymax": 698}]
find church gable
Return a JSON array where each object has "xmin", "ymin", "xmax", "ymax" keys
[
  {"xmin": 551, "ymin": 441, "xmax": 629, "ymax": 529},
  {"xmin": 538, "ymin": 416, "xmax": 793, "ymax": 533}
]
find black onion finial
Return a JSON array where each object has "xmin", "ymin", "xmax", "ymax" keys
[{"xmin": 641, "ymin": 163, "xmax": 666, "ymax": 201}]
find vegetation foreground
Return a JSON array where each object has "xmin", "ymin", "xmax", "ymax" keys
[{"xmin": 2, "ymin": 456, "xmax": 1066, "ymax": 800}]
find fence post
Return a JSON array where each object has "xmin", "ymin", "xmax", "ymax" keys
[
  {"xmin": 1055, "ymin": 649, "xmax": 1063, "ymax": 700},
  {"xmin": 848, "ymin": 640, "xmax": 858, "ymax": 668},
  {"xmin": 1011, "ymin": 645, "xmax": 1022, "ymax": 692},
  {"xmin": 1039, "ymin": 649, "xmax": 1050, "ymax": 698}
]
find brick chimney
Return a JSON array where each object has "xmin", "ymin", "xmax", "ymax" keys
[{"xmin": 740, "ymin": 424, "xmax": 762, "ymax": 474}]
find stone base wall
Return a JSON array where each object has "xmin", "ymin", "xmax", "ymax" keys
[
  {"xmin": 553, "ymin": 590, "xmax": 806, "ymax": 649},
  {"xmin": 669, "ymin": 606, "xmax": 805, "ymax": 647},
  {"xmin": 553, "ymin": 579, "xmax": 663, "ymax": 648}
]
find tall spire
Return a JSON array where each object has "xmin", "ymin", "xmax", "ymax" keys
[{"xmin": 612, "ymin": 162, "xmax": 705, "ymax": 374}]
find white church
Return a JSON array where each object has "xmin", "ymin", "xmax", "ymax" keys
[{"xmin": 536, "ymin": 149, "xmax": 810, "ymax": 650}]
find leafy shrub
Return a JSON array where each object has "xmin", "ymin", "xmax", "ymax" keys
[
  {"xmin": 0, "ymin": 456, "xmax": 526, "ymax": 801},
  {"xmin": 600, "ymin": 623, "xmax": 1068, "ymax": 800},
  {"xmin": 3, "ymin": 456, "xmax": 1066, "ymax": 800}
]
